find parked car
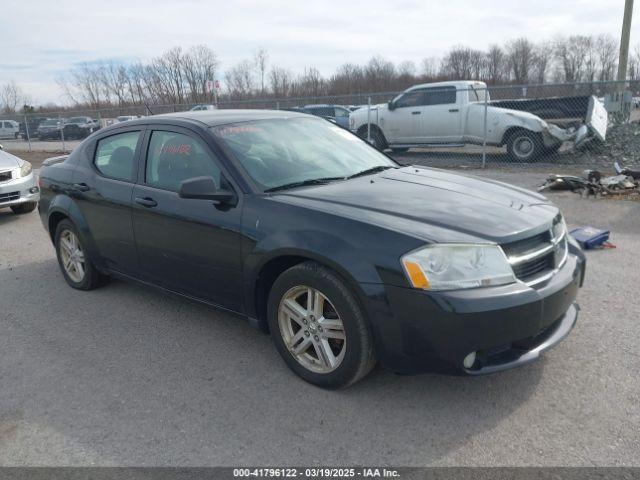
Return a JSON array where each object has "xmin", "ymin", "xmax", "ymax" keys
[
  {"xmin": 190, "ymin": 104, "xmax": 218, "ymax": 111},
  {"xmin": 116, "ymin": 115, "xmax": 141, "ymax": 123},
  {"xmin": 37, "ymin": 110, "xmax": 585, "ymax": 388},
  {"xmin": 349, "ymin": 80, "xmax": 608, "ymax": 161},
  {"xmin": 301, "ymin": 104, "xmax": 351, "ymax": 128},
  {"xmin": 37, "ymin": 118, "xmax": 67, "ymax": 140},
  {"xmin": 19, "ymin": 117, "xmax": 47, "ymax": 139},
  {"xmin": 0, "ymin": 145, "xmax": 39, "ymax": 214},
  {"xmin": 64, "ymin": 116, "xmax": 100, "ymax": 139},
  {"xmin": 0, "ymin": 120, "xmax": 20, "ymax": 139}
]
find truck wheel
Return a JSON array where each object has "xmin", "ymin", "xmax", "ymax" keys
[
  {"xmin": 358, "ymin": 127, "xmax": 387, "ymax": 151},
  {"xmin": 507, "ymin": 130, "xmax": 543, "ymax": 162}
]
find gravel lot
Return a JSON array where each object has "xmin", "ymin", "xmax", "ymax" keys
[{"xmin": 0, "ymin": 170, "xmax": 639, "ymax": 466}]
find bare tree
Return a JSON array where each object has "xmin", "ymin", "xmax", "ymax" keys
[
  {"xmin": 554, "ymin": 35, "xmax": 590, "ymax": 82},
  {"xmin": 506, "ymin": 38, "xmax": 536, "ymax": 83},
  {"xmin": 421, "ymin": 57, "xmax": 440, "ymax": 78},
  {"xmin": 225, "ymin": 60, "xmax": 255, "ymax": 98},
  {"xmin": 269, "ymin": 66, "xmax": 292, "ymax": 97},
  {"xmin": 254, "ymin": 48, "xmax": 269, "ymax": 95},
  {"xmin": 485, "ymin": 45, "xmax": 507, "ymax": 84},
  {"xmin": 0, "ymin": 80, "xmax": 24, "ymax": 113},
  {"xmin": 531, "ymin": 41, "xmax": 554, "ymax": 84},
  {"xmin": 596, "ymin": 34, "xmax": 618, "ymax": 81}
]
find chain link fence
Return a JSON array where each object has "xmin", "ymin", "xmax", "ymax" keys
[{"xmin": 0, "ymin": 80, "xmax": 636, "ymax": 172}]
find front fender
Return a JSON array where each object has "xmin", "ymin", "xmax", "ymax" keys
[{"xmin": 243, "ymin": 229, "xmax": 385, "ymax": 311}]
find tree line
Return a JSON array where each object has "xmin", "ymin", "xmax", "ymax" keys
[{"xmin": 2, "ymin": 33, "xmax": 639, "ymax": 114}]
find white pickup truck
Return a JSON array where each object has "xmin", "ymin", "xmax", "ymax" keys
[{"xmin": 349, "ymin": 80, "xmax": 608, "ymax": 161}]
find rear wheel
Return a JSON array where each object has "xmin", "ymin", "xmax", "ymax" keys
[
  {"xmin": 507, "ymin": 130, "xmax": 544, "ymax": 162},
  {"xmin": 11, "ymin": 202, "xmax": 37, "ymax": 214},
  {"xmin": 267, "ymin": 261, "xmax": 376, "ymax": 388},
  {"xmin": 54, "ymin": 219, "xmax": 106, "ymax": 290}
]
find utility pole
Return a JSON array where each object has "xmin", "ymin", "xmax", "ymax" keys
[{"xmin": 617, "ymin": 0, "xmax": 634, "ymax": 83}]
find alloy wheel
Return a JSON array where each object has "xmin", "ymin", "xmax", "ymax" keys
[
  {"xmin": 59, "ymin": 229, "xmax": 86, "ymax": 283},
  {"xmin": 277, "ymin": 285, "xmax": 346, "ymax": 374}
]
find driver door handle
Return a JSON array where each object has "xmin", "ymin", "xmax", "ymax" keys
[
  {"xmin": 411, "ymin": 111, "xmax": 421, "ymax": 115},
  {"xmin": 449, "ymin": 109, "xmax": 459, "ymax": 113},
  {"xmin": 135, "ymin": 197, "xmax": 157, "ymax": 208},
  {"xmin": 73, "ymin": 182, "xmax": 90, "ymax": 192}
]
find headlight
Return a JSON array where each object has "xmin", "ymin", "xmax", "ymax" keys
[
  {"xmin": 20, "ymin": 161, "xmax": 32, "ymax": 178},
  {"xmin": 401, "ymin": 244, "xmax": 516, "ymax": 291}
]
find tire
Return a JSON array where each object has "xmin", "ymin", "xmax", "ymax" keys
[
  {"xmin": 358, "ymin": 127, "xmax": 387, "ymax": 151},
  {"xmin": 10, "ymin": 202, "xmax": 37, "ymax": 214},
  {"xmin": 54, "ymin": 219, "xmax": 105, "ymax": 290},
  {"xmin": 14, "ymin": 132, "xmax": 19, "ymax": 139},
  {"xmin": 506, "ymin": 130, "xmax": 544, "ymax": 162},
  {"xmin": 267, "ymin": 261, "xmax": 376, "ymax": 388},
  {"xmin": 391, "ymin": 147, "xmax": 409, "ymax": 153}
]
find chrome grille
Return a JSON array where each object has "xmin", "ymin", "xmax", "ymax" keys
[
  {"xmin": 501, "ymin": 216, "xmax": 567, "ymax": 286},
  {"xmin": 0, "ymin": 191, "xmax": 20, "ymax": 203}
]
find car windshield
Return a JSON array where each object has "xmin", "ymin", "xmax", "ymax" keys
[
  {"xmin": 68, "ymin": 117, "xmax": 87, "ymax": 123},
  {"xmin": 41, "ymin": 120, "xmax": 60, "ymax": 126},
  {"xmin": 211, "ymin": 117, "xmax": 397, "ymax": 191}
]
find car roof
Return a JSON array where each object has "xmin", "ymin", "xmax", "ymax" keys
[{"xmin": 125, "ymin": 109, "xmax": 312, "ymax": 127}]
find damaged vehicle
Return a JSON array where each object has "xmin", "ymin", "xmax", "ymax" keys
[
  {"xmin": 38, "ymin": 110, "xmax": 585, "ymax": 388},
  {"xmin": 349, "ymin": 80, "xmax": 608, "ymax": 161}
]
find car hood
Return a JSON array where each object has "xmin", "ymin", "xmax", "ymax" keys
[
  {"xmin": 0, "ymin": 150, "xmax": 22, "ymax": 170},
  {"xmin": 271, "ymin": 166, "xmax": 559, "ymax": 244}
]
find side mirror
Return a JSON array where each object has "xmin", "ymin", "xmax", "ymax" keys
[
  {"xmin": 388, "ymin": 100, "xmax": 396, "ymax": 111},
  {"xmin": 178, "ymin": 176, "xmax": 237, "ymax": 205}
]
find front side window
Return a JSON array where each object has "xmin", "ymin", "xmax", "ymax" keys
[
  {"xmin": 146, "ymin": 131, "xmax": 221, "ymax": 192},
  {"xmin": 94, "ymin": 131, "xmax": 140, "ymax": 182},
  {"xmin": 394, "ymin": 91, "xmax": 424, "ymax": 109},
  {"xmin": 212, "ymin": 117, "xmax": 396, "ymax": 191}
]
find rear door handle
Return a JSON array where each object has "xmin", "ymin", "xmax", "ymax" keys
[
  {"xmin": 73, "ymin": 182, "xmax": 90, "ymax": 192},
  {"xmin": 411, "ymin": 111, "xmax": 421, "ymax": 115},
  {"xmin": 135, "ymin": 197, "xmax": 158, "ymax": 208},
  {"xmin": 449, "ymin": 109, "xmax": 459, "ymax": 113}
]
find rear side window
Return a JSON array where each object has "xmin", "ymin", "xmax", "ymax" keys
[
  {"xmin": 145, "ymin": 131, "xmax": 221, "ymax": 192},
  {"xmin": 94, "ymin": 131, "xmax": 140, "ymax": 182},
  {"xmin": 334, "ymin": 107, "xmax": 349, "ymax": 118},
  {"xmin": 423, "ymin": 86, "xmax": 457, "ymax": 106}
]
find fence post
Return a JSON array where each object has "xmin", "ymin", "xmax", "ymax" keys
[
  {"xmin": 24, "ymin": 114, "xmax": 32, "ymax": 153},
  {"xmin": 482, "ymin": 87, "xmax": 488, "ymax": 169},
  {"xmin": 276, "ymin": 101, "xmax": 280, "ymax": 110},
  {"xmin": 59, "ymin": 113, "xmax": 66, "ymax": 152},
  {"xmin": 366, "ymin": 96, "xmax": 371, "ymax": 143}
]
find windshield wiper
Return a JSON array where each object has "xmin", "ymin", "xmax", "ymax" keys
[
  {"xmin": 264, "ymin": 176, "xmax": 345, "ymax": 193},
  {"xmin": 347, "ymin": 165, "xmax": 396, "ymax": 179}
]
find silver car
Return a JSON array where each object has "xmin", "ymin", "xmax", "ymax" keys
[{"xmin": 0, "ymin": 145, "xmax": 40, "ymax": 214}]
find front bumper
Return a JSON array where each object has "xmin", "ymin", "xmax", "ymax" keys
[
  {"xmin": 364, "ymin": 252, "xmax": 585, "ymax": 374},
  {"xmin": 0, "ymin": 172, "xmax": 40, "ymax": 208}
]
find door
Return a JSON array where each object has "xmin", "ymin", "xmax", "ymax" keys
[
  {"xmin": 416, "ymin": 86, "xmax": 463, "ymax": 143},
  {"xmin": 131, "ymin": 127, "xmax": 243, "ymax": 312},
  {"xmin": 71, "ymin": 128, "xmax": 143, "ymax": 275},
  {"xmin": 383, "ymin": 90, "xmax": 425, "ymax": 143}
]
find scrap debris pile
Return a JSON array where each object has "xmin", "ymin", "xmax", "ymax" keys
[
  {"xmin": 558, "ymin": 121, "xmax": 640, "ymax": 166},
  {"xmin": 539, "ymin": 162, "xmax": 640, "ymax": 199}
]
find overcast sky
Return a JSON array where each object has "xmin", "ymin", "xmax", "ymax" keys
[{"xmin": 1, "ymin": 0, "xmax": 637, "ymax": 104}]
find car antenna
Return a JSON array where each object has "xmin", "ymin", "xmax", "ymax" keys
[{"xmin": 144, "ymin": 102, "xmax": 154, "ymax": 116}]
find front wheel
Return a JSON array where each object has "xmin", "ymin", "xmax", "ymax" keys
[
  {"xmin": 267, "ymin": 261, "xmax": 376, "ymax": 388},
  {"xmin": 506, "ymin": 130, "xmax": 544, "ymax": 162}
]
